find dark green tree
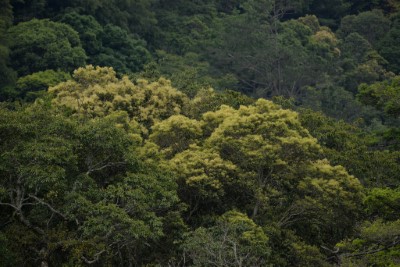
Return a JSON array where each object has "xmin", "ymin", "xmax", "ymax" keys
[
  {"xmin": 337, "ymin": 10, "xmax": 390, "ymax": 47},
  {"xmin": 0, "ymin": 0, "xmax": 16, "ymax": 89},
  {"xmin": 207, "ymin": 11, "xmax": 339, "ymax": 99},
  {"xmin": 379, "ymin": 12, "xmax": 400, "ymax": 74},
  {"xmin": 58, "ymin": 12, "xmax": 103, "ymax": 56},
  {"xmin": 7, "ymin": 19, "xmax": 87, "ymax": 76},
  {"xmin": 92, "ymin": 24, "xmax": 152, "ymax": 74}
]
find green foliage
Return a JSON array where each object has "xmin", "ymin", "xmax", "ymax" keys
[
  {"xmin": 58, "ymin": 12, "xmax": 103, "ymax": 56},
  {"xmin": 301, "ymin": 85, "xmax": 379, "ymax": 122},
  {"xmin": 7, "ymin": 19, "xmax": 87, "ymax": 76},
  {"xmin": 153, "ymin": 0, "xmax": 217, "ymax": 54},
  {"xmin": 0, "ymin": 0, "xmax": 16, "ymax": 89},
  {"xmin": 0, "ymin": 232, "xmax": 17, "ymax": 266},
  {"xmin": 136, "ymin": 51, "xmax": 238, "ymax": 97},
  {"xmin": 10, "ymin": 0, "xmax": 47, "ymax": 22},
  {"xmin": 349, "ymin": 0, "xmax": 400, "ymax": 14},
  {"xmin": 0, "ymin": 102, "xmax": 181, "ymax": 265},
  {"xmin": 183, "ymin": 211, "xmax": 270, "ymax": 266},
  {"xmin": 188, "ymin": 88, "xmax": 254, "ymax": 119},
  {"xmin": 169, "ymin": 145, "xmax": 238, "ymax": 219},
  {"xmin": 338, "ymin": 10, "xmax": 390, "ymax": 47},
  {"xmin": 364, "ymin": 187, "xmax": 400, "ymax": 221},
  {"xmin": 378, "ymin": 12, "xmax": 400, "ymax": 74},
  {"xmin": 296, "ymin": 160, "xmax": 364, "ymax": 244},
  {"xmin": 207, "ymin": 12, "xmax": 339, "ymax": 98},
  {"xmin": 2, "ymin": 1, "xmax": 400, "ymax": 265},
  {"xmin": 92, "ymin": 24, "xmax": 152, "ymax": 74},
  {"xmin": 15, "ymin": 70, "xmax": 70, "ymax": 101},
  {"xmin": 44, "ymin": 0, "xmax": 157, "ymax": 36},
  {"xmin": 338, "ymin": 32, "xmax": 392, "ymax": 94},
  {"xmin": 358, "ymin": 76, "xmax": 400, "ymax": 117},
  {"xmin": 59, "ymin": 12, "xmax": 152, "ymax": 74},
  {"xmin": 302, "ymin": 0, "xmax": 352, "ymax": 27},
  {"xmin": 299, "ymin": 108, "xmax": 400, "ymax": 187},
  {"xmin": 337, "ymin": 219, "xmax": 400, "ymax": 266}
]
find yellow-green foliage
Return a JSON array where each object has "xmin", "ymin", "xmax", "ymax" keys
[
  {"xmin": 205, "ymin": 99, "xmax": 321, "ymax": 175},
  {"xmin": 170, "ymin": 145, "xmax": 237, "ymax": 201},
  {"xmin": 50, "ymin": 65, "xmax": 189, "ymax": 131},
  {"xmin": 149, "ymin": 115, "xmax": 203, "ymax": 158},
  {"xmin": 151, "ymin": 97, "xmax": 364, "ymax": 241},
  {"xmin": 299, "ymin": 159, "xmax": 364, "ymax": 214}
]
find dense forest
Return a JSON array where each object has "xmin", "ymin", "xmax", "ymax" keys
[{"xmin": 1, "ymin": 0, "xmax": 400, "ymax": 266}]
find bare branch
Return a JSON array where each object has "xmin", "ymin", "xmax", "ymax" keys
[
  {"xmin": 86, "ymin": 161, "xmax": 126, "ymax": 175},
  {"xmin": 28, "ymin": 194, "xmax": 68, "ymax": 220},
  {"xmin": 0, "ymin": 202, "xmax": 18, "ymax": 210},
  {"xmin": 321, "ymin": 245, "xmax": 339, "ymax": 254},
  {"xmin": 81, "ymin": 250, "xmax": 106, "ymax": 265}
]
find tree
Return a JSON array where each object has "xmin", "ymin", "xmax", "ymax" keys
[
  {"xmin": 58, "ymin": 12, "xmax": 103, "ymax": 56},
  {"xmin": 149, "ymin": 98, "xmax": 364, "ymax": 249},
  {"xmin": 149, "ymin": 115, "xmax": 203, "ymax": 159},
  {"xmin": 135, "ymin": 51, "xmax": 238, "ymax": 97},
  {"xmin": 10, "ymin": 0, "xmax": 47, "ymax": 22},
  {"xmin": 168, "ymin": 145, "xmax": 238, "ymax": 222},
  {"xmin": 0, "ymin": 103, "xmax": 79, "ymax": 265},
  {"xmin": 357, "ymin": 76, "xmax": 400, "ymax": 149},
  {"xmin": 7, "ymin": 19, "xmax": 87, "ymax": 76},
  {"xmin": 0, "ymin": 102, "xmax": 181, "ymax": 265},
  {"xmin": 299, "ymin": 108, "xmax": 400, "ymax": 187},
  {"xmin": 336, "ymin": 219, "xmax": 400, "ymax": 266},
  {"xmin": 0, "ymin": 0, "xmax": 16, "ymax": 90},
  {"xmin": 187, "ymin": 88, "xmax": 254, "ymax": 119},
  {"xmin": 49, "ymin": 65, "xmax": 189, "ymax": 131},
  {"xmin": 92, "ymin": 24, "xmax": 152, "ymax": 74},
  {"xmin": 338, "ymin": 33, "xmax": 391, "ymax": 94},
  {"xmin": 207, "ymin": 12, "xmax": 339, "ymax": 99},
  {"xmin": 378, "ymin": 12, "xmax": 400, "ymax": 74},
  {"xmin": 358, "ymin": 76, "xmax": 400, "ymax": 118},
  {"xmin": 301, "ymin": 0, "xmax": 351, "ymax": 27},
  {"xmin": 182, "ymin": 211, "xmax": 270, "ymax": 267},
  {"xmin": 45, "ymin": 0, "xmax": 158, "ymax": 37},
  {"xmin": 337, "ymin": 10, "xmax": 390, "ymax": 47},
  {"xmin": 349, "ymin": 0, "xmax": 399, "ymax": 14},
  {"xmin": 364, "ymin": 187, "xmax": 400, "ymax": 221},
  {"xmin": 15, "ymin": 70, "xmax": 70, "ymax": 101},
  {"xmin": 58, "ymin": 12, "xmax": 152, "ymax": 74}
]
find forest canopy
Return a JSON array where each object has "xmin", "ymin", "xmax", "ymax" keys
[{"xmin": 0, "ymin": 0, "xmax": 400, "ymax": 266}]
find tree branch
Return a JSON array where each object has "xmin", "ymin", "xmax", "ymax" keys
[
  {"xmin": 342, "ymin": 238, "xmax": 400, "ymax": 259},
  {"xmin": 86, "ymin": 161, "xmax": 126, "ymax": 175},
  {"xmin": 81, "ymin": 250, "xmax": 106, "ymax": 265},
  {"xmin": 0, "ymin": 202, "xmax": 18, "ymax": 210},
  {"xmin": 28, "ymin": 194, "xmax": 67, "ymax": 220}
]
